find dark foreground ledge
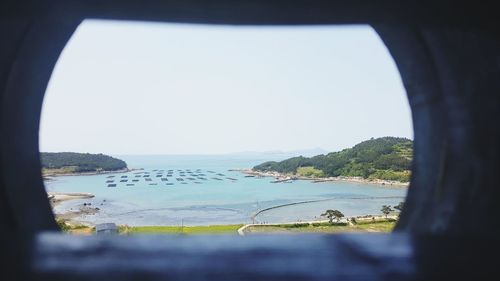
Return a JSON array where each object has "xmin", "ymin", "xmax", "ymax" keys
[
  {"xmin": 31, "ymin": 233, "xmax": 415, "ymax": 281},
  {"xmin": 30, "ymin": 232, "xmax": 413, "ymax": 281},
  {"xmin": 23, "ymin": 232, "xmax": 500, "ymax": 281}
]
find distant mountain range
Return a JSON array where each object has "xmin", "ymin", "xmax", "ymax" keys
[{"xmin": 229, "ymin": 147, "xmax": 329, "ymax": 158}]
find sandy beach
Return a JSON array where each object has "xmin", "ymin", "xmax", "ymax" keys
[{"xmin": 48, "ymin": 192, "xmax": 95, "ymax": 205}]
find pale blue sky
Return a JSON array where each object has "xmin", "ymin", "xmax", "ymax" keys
[{"xmin": 40, "ymin": 20, "xmax": 412, "ymax": 155}]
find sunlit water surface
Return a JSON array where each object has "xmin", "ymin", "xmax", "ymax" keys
[{"xmin": 45, "ymin": 155, "xmax": 407, "ymax": 226}]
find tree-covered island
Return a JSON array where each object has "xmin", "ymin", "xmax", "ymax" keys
[
  {"xmin": 252, "ymin": 137, "xmax": 413, "ymax": 183},
  {"xmin": 41, "ymin": 152, "xmax": 128, "ymax": 176}
]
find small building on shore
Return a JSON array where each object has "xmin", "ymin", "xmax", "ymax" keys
[{"xmin": 95, "ymin": 223, "xmax": 118, "ymax": 234}]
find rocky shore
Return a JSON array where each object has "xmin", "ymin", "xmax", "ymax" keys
[
  {"xmin": 238, "ymin": 168, "xmax": 409, "ymax": 187},
  {"xmin": 48, "ymin": 192, "xmax": 100, "ymax": 226}
]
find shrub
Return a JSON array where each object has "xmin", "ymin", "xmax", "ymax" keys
[
  {"xmin": 56, "ymin": 219, "xmax": 71, "ymax": 232},
  {"xmin": 284, "ymin": 223, "xmax": 309, "ymax": 228},
  {"xmin": 296, "ymin": 166, "xmax": 325, "ymax": 177}
]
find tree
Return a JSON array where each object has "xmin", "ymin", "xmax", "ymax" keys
[
  {"xmin": 394, "ymin": 202, "xmax": 404, "ymax": 212},
  {"xmin": 381, "ymin": 205, "xmax": 393, "ymax": 218},
  {"xmin": 350, "ymin": 217, "xmax": 357, "ymax": 224},
  {"xmin": 321, "ymin": 209, "xmax": 344, "ymax": 223}
]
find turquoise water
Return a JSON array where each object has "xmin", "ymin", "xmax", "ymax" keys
[{"xmin": 45, "ymin": 155, "xmax": 407, "ymax": 226}]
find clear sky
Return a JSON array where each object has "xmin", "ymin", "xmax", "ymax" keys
[{"xmin": 39, "ymin": 20, "xmax": 412, "ymax": 155}]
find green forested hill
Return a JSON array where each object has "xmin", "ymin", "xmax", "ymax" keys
[
  {"xmin": 41, "ymin": 152, "xmax": 127, "ymax": 173},
  {"xmin": 253, "ymin": 137, "xmax": 413, "ymax": 182}
]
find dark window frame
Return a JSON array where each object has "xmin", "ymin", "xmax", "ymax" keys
[{"xmin": 1, "ymin": 1, "xmax": 499, "ymax": 280}]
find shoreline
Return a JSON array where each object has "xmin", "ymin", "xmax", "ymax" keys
[
  {"xmin": 237, "ymin": 168, "xmax": 409, "ymax": 187},
  {"xmin": 251, "ymin": 196, "xmax": 405, "ymax": 222},
  {"xmin": 50, "ymin": 190, "xmax": 400, "ymax": 233}
]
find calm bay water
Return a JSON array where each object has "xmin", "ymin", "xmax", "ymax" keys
[{"xmin": 44, "ymin": 154, "xmax": 407, "ymax": 226}]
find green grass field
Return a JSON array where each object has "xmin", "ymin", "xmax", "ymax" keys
[
  {"xmin": 57, "ymin": 219, "xmax": 396, "ymax": 235},
  {"xmin": 118, "ymin": 224, "xmax": 244, "ymax": 235},
  {"xmin": 245, "ymin": 220, "xmax": 396, "ymax": 234}
]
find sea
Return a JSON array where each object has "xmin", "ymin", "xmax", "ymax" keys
[{"xmin": 44, "ymin": 154, "xmax": 408, "ymax": 226}]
